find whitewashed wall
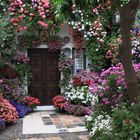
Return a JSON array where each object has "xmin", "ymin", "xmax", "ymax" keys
[{"xmin": 16, "ymin": 24, "xmax": 91, "ymax": 94}]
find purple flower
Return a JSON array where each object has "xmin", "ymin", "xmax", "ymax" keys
[
  {"xmin": 9, "ymin": 100, "xmax": 30, "ymax": 118},
  {"xmin": 0, "ymin": 118, "xmax": 6, "ymax": 131},
  {"xmin": 64, "ymin": 102, "xmax": 92, "ymax": 116}
]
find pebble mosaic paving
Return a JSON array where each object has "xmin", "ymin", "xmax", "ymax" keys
[{"xmin": 23, "ymin": 111, "xmax": 87, "ymax": 135}]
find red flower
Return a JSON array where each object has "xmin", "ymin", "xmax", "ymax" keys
[
  {"xmin": 52, "ymin": 96, "xmax": 67, "ymax": 110},
  {"xmin": 72, "ymin": 77, "xmax": 83, "ymax": 86},
  {"xmin": 24, "ymin": 96, "xmax": 40, "ymax": 108},
  {"xmin": 86, "ymin": 80, "xmax": 91, "ymax": 86},
  {"xmin": 107, "ymin": 0, "xmax": 111, "ymax": 8}
]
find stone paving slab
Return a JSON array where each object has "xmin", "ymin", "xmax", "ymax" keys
[
  {"xmin": 16, "ymin": 134, "xmax": 89, "ymax": 140},
  {"xmin": 23, "ymin": 111, "xmax": 87, "ymax": 135}
]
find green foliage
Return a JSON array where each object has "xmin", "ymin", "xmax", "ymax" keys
[
  {"xmin": 86, "ymin": 38, "xmax": 111, "ymax": 72},
  {"xmin": 85, "ymin": 101, "xmax": 140, "ymax": 140},
  {"xmin": 85, "ymin": 108, "xmax": 113, "ymax": 140},
  {"xmin": 111, "ymin": 102, "xmax": 140, "ymax": 140},
  {"xmin": 59, "ymin": 70, "xmax": 70, "ymax": 89},
  {"xmin": 14, "ymin": 64, "xmax": 32, "ymax": 85},
  {"xmin": 0, "ymin": 18, "xmax": 15, "ymax": 63},
  {"xmin": 135, "ymin": 10, "xmax": 140, "ymax": 26}
]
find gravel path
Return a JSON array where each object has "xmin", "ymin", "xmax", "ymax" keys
[{"xmin": 0, "ymin": 119, "xmax": 23, "ymax": 140}]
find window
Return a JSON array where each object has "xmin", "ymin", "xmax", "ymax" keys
[{"xmin": 72, "ymin": 49, "xmax": 86, "ymax": 74}]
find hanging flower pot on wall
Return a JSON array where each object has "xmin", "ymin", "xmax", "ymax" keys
[{"xmin": 62, "ymin": 48, "xmax": 72, "ymax": 57}]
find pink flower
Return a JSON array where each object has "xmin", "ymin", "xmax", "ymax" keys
[
  {"xmin": 106, "ymin": 50, "xmax": 112, "ymax": 58},
  {"xmin": 105, "ymin": 86, "xmax": 110, "ymax": 90},
  {"xmin": 38, "ymin": 21, "xmax": 48, "ymax": 28}
]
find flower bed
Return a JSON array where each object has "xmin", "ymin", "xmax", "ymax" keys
[
  {"xmin": 0, "ymin": 78, "xmax": 40, "ymax": 131},
  {"xmin": 64, "ymin": 102, "xmax": 92, "ymax": 116},
  {"xmin": 52, "ymin": 71, "xmax": 98, "ymax": 116},
  {"xmin": 0, "ymin": 98, "xmax": 18, "ymax": 123},
  {"xmin": 9, "ymin": 100, "xmax": 31, "ymax": 118},
  {"xmin": 85, "ymin": 64, "xmax": 140, "ymax": 140},
  {"xmin": 52, "ymin": 95, "xmax": 93, "ymax": 116}
]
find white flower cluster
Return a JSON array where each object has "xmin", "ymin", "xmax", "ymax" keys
[
  {"xmin": 132, "ymin": 40, "xmax": 140, "ymax": 54},
  {"xmin": 65, "ymin": 85, "xmax": 97, "ymax": 105},
  {"xmin": 85, "ymin": 114, "xmax": 112, "ymax": 136},
  {"xmin": 68, "ymin": 9, "xmax": 106, "ymax": 41},
  {"xmin": 120, "ymin": 0, "xmax": 130, "ymax": 7},
  {"xmin": 0, "ymin": 0, "xmax": 6, "ymax": 12}
]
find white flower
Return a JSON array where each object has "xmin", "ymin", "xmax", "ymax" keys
[
  {"xmin": 82, "ymin": 101, "xmax": 87, "ymax": 104},
  {"xmin": 85, "ymin": 116, "xmax": 92, "ymax": 122},
  {"xmin": 97, "ymin": 115, "xmax": 104, "ymax": 120},
  {"xmin": 78, "ymin": 94, "xmax": 84, "ymax": 100}
]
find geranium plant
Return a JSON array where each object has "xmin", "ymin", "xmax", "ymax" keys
[
  {"xmin": 0, "ymin": 98, "xmax": 18, "ymax": 123},
  {"xmin": 52, "ymin": 95, "xmax": 67, "ymax": 111},
  {"xmin": 23, "ymin": 96, "xmax": 40, "ymax": 110}
]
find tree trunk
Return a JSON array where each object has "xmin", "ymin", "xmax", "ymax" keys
[{"xmin": 119, "ymin": 7, "xmax": 140, "ymax": 103}]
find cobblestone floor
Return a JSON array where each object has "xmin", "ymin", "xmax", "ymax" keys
[{"xmin": 0, "ymin": 110, "xmax": 89, "ymax": 140}]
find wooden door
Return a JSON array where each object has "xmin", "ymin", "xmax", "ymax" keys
[{"xmin": 28, "ymin": 49, "xmax": 60, "ymax": 105}]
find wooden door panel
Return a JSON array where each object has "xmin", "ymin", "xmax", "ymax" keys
[
  {"xmin": 46, "ymin": 74, "xmax": 59, "ymax": 82},
  {"xmin": 28, "ymin": 49, "xmax": 60, "ymax": 105},
  {"xmin": 32, "ymin": 68, "xmax": 42, "ymax": 83}
]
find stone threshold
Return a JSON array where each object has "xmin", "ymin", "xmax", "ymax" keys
[{"xmin": 35, "ymin": 106, "xmax": 55, "ymax": 111}]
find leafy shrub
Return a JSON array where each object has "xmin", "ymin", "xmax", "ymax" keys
[
  {"xmin": 85, "ymin": 101, "xmax": 140, "ymax": 140},
  {"xmin": 111, "ymin": 102, "xmax": 140, "ymax": 140},
  {"xmin": 86, "ymin": 39, "xmax": 111, "ymax": 72},
  {"xmin": 85, "ymin": 111, "xmax": 112, "ymax": 140}
]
